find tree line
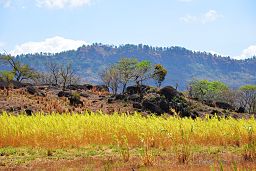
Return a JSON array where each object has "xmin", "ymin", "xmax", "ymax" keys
[
  {"xmin": 188, "ymin": 79, "xmax": 256, "ymax": 114},
  {"xmin": 1, "ymin": 54, "xmax": 256, "ymax": 114}
]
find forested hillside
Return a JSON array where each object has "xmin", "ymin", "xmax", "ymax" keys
[{"xmin": 2, "ymin": 44, "xmax": 256, "ymax": 90}]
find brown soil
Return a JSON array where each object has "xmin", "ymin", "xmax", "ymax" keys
[
  {"xmin": 0, "ymin": 88, "xmax": 135, "ymax": 115},
  {"xmin": 1, "ymin": 155, "xmax": 256, "ymax": 171}
]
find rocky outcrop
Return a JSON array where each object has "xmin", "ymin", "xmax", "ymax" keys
[
  {"xmin": 215, "ymin": 102, "xmax": 234, "ymax": 110},
  {"xmin": 26, "ymin": 86, "xmax": 46, "ymax": 97}
]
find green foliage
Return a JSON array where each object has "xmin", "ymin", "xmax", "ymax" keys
[
  {"xmin": 240, "ymin": 85, "xmax": 256, "ymax": 91},
  {"xmin": 134, "ymin": 60, "xmax": 152, "ymax": 83},
  {"xmin": 0, "ymin": 70, "xmax": 14, "ymax": 83},
  {"xmin": 0, "ymin": 70, "xmax": 15, "ymax": 96},
  {"xmin": 239, "ymin": 84, "xmax": 256, "ymax": 113},
  {"xmin": 115, "ymin": 57, "xmax": 138, "ymax": 93},
  {"xmin": 0, "ymin": 55, "xmax": 37, "ymax": 82},
  {"xmin": 188, "ymin": 79, "xmax": 228, "ymax": 101},
  {"xmin": 152, "ymin": 64, "xmax": 167, "ymax": 88},
  {"xmin": 100, "ymin": 57, "xmax": 153, "ymax": 95}
]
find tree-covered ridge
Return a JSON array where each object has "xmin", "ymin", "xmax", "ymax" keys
[{"xmin": 2, "ymin": 44, "xmax": 256, "ymax": 90}]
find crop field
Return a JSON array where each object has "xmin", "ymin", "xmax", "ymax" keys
[{"xmin": 0, "ymin": 112, "xmax": 256, "ymax": 170}]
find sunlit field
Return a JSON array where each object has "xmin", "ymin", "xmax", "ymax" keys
[{"xmin": 0, "ymin": 112, "xmax": 256, "ymax": 170}]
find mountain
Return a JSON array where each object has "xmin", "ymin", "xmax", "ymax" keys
[{"xmin": 2, "ymin": 43, "xmax": 256, "ymax": 90}]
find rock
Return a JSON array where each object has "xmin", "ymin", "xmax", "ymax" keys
[
  {"xmin": 203, "ymin": 100, "xmax": 215, "ymax": 107},
  {"xmin": 26, "ymin": 86, "xmax": 36, "ymax": 95},
  {"xmin": 210, "ymin": 109, "xmax": 222, "ymax": 116},
  {"xmin": 126, "ymin": 85, "xmax": 150, "ymax": 95},
  {"xmin": 68, "ymin": 96, "xmax": 83, "ymax": 106},
  {"xmin": 26, "ymin": 86, "xmax": 46, "ymax": 97},
  {"xmin": 115, "ymin": 94, "xmax": 125, "ymax": 100},
  {"xmin": 128, "ymin": 94, "xmax": 141, "ymax": 102},
  {"xmin": 66, "ymin": 85, "xmax": 88, "ymax": 91},
  {"xmin": 159, "ymin": 100, "xmax": 169, "ymax": 113},
  {"xmin": 84, "ymin": 84, "xmax": 93, "ymax": 90},
  {"xmin": 133, "ymin": 102, "xmax": 142, "ymax": 109},
  {"xmin": 142, "ymin": 100, "xmax": 164, "ymax": 115},
  {"xmin": 236, "ymin": 107, "xmax": 245, "ymax": 113},
  {"xmin": 94, "ymin": 85, "xmax": 109, "ymax": 92},
  {"xmin": 160, "ymin": 86, "xmax": 182, "ymax": 101},
  {"xmin": 107, "ymin": 98, "xmax": 114, "ymax": 104},
  {"xmin": 215, "ymin": 102, "xmax": 234, "ymax": 110},
  {"xmin": 58, "ymin": 91, "xmax": 72, "ymax": 98},
  {"xmin": 143, "ymin": 93, "xmax": 161, "ymax": 103},
  {"xmin": 25, "ymin": 109, "xmax": 33, "ymax": 116}
]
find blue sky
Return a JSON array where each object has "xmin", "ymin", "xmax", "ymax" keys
[{"xmin": 0, "ymin": 0, "xmax": 256, "ymax": 59}]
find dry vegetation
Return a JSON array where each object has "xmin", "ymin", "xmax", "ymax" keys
[
  {"xmin": 0, "ymin": 112, "xmax": 256, "ymax": 170},
  {"xmin": 0, "ymin": 88, "xmax": 133, "ymax": 114}
]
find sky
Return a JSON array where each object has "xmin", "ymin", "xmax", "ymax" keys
[{"xmin": 0, "ymin": 0, "xmax": 256, "ymax": 59}]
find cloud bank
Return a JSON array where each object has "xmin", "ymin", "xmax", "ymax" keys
[
  {"xmin": 235, "ymin": 45, "xmax": 256, "ymax": 60},
  {"xmin": 11, "ymin": 36, "xmax": 86, "ymax": 56},
  {"xmin": 180, "ymin": 10, "xmax": 222, "ymax": 24},
  {"xmin": 36, "ymin": 0, "xmax": 93, "ymax": 9}
]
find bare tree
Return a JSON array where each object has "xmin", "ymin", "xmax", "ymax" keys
[
  {"xmin": 45, "ymin": 62, "xmax": 61, "ymax": 86},
  {"xmin": 59, "ymin": 63, "xmax": 75, "ymax": 90},
  {"xmin": 100, "ymin": 65, "xmax": 120, "ymax": 95}
]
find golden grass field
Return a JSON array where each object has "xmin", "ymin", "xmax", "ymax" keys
[{"xmin": 0, "ymin": 112, "xmax": 256, "ymax": 170}]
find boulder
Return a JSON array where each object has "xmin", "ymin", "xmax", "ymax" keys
[
  {"xmin": 215, "ymin": 102, "xmax": 234, "ymax": 110},
  {"xmin": 66, "ymin": 85, "xmax": 88, "ymax": 91},
  {"xmin": 26, "ymin": 86, "xmax": 46, "ymax": 97},
  {"xmin": 159, "ymin": 100, "xmax": 169, "ymax": 113},
  {"xmin": 25, "ymin": 109, "xmax": 33, "ymax": 116},
  {"xmin": 26, "ymin": 86, "xmax": 36, "ymax": 95},
  {"xmin": 58, "ymin": 91, "xmax": 72, "ymax": 98},
  {"xmin": 236, "ymin": 107, "xmax": 246, "ymax": 113},
  {"xmin": 84, "ymin": 84, "xmax": 93, "ymax": 90},
  {"xmin": 94, "ymin": 85, "xmax": 109, "ymax": 92},
  {"xmin": 203, "ymin": 100, "xmax": 215, "ymax": 107},
  {"xmin": 0, "ymin": 80, "xmax": 25, "ymax": 89},
  {"xmin": 115, "ymin": 94, "xmax": 125, "ymax": 100},
  {"xmin": 142, "ymin": 100, "xmax": 164, "ymax": 115},
  {"xmin": 133, "ymin": 102, "xmax": 142, "ymax": 109},
  {"xmin": 159, "ymin": 86, "xmax": 182, "ymax": 101},
  {"xmin": 107, "ymin": 98, "xmax": 114, "ymax": 104},
  {"xmin": 68, "ymin": 96, "xmax": 83, "ymax": 106},
  {"xmin": 126, "ymin": 85, "xmax": 150, "ymax": 95},
  {"xmin": 128, "ymin": 94, "xmax": 141, "ymax": 102}
]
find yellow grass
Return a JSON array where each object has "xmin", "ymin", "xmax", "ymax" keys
[{"xmin": 0, "ymin": 111, "xmax": 255, "ymax": 148}]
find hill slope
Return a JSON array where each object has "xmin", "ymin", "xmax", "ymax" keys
[{"xmin": 2, "ymin": 44, "xmax": 256, "ymax": 90}]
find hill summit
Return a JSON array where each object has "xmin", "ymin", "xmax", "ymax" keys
[{"xmin": 4, "ymin": 43, "xmax": 256, "ymax": 90}]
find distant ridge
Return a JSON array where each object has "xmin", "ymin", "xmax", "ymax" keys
[{"xmin": 2, "ymin": 44, "xmax": 256, "ymax": 90}]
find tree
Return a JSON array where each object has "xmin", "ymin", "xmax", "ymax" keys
[
  {"xmin": 100, "ymin": 65, "xmax": 120, "ymax": 95},
  {"xmin": 59, "ymin": 63, "xmax": 75, "ymax": 90},
  {"xmin": 134, "ymin": 60, "xmax": 152, "ymax": 97},
  {"xmin": 45, "ymin": 62, "xmax": 61, "ymax": 85},
  {"xmin": 115, "ymin": 57, "xmax": 138, "ymax": 94},
  {"xmin": 0, "ymin": 55, "xmax": 37, "ymax": 82},
  {"xmin": 239, "ymin": 85, "xmax": 256, "ymax": 113},
  {"xmin": 152, "ymin": 64, "xmax": 167, "ymax": 88},
  {"xmin": 188, "ymin": 79, "xmax": 228, "ymax": 101},
  {"xmin": 0, "ymin": 71, "xmax": 14, "ymax": 96}
]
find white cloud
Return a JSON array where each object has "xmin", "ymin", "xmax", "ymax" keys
[
  {"xmin": 36, "ymin": 0, "xmax": 92, "ymax": 9},
  {"xmin": 235, "ymin": 45, "xmax": 256, "ymax": 60},
  {"xmin": 0, "ymin": 0, "xmax": 12, "ymax": 8},
  {"xmin": 180, "ymin": 10, "xmax": 222, "ymax": 24},
  {"xmin": 10, "ymin": 36, "xmax": 87, "ymax": 56}
]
